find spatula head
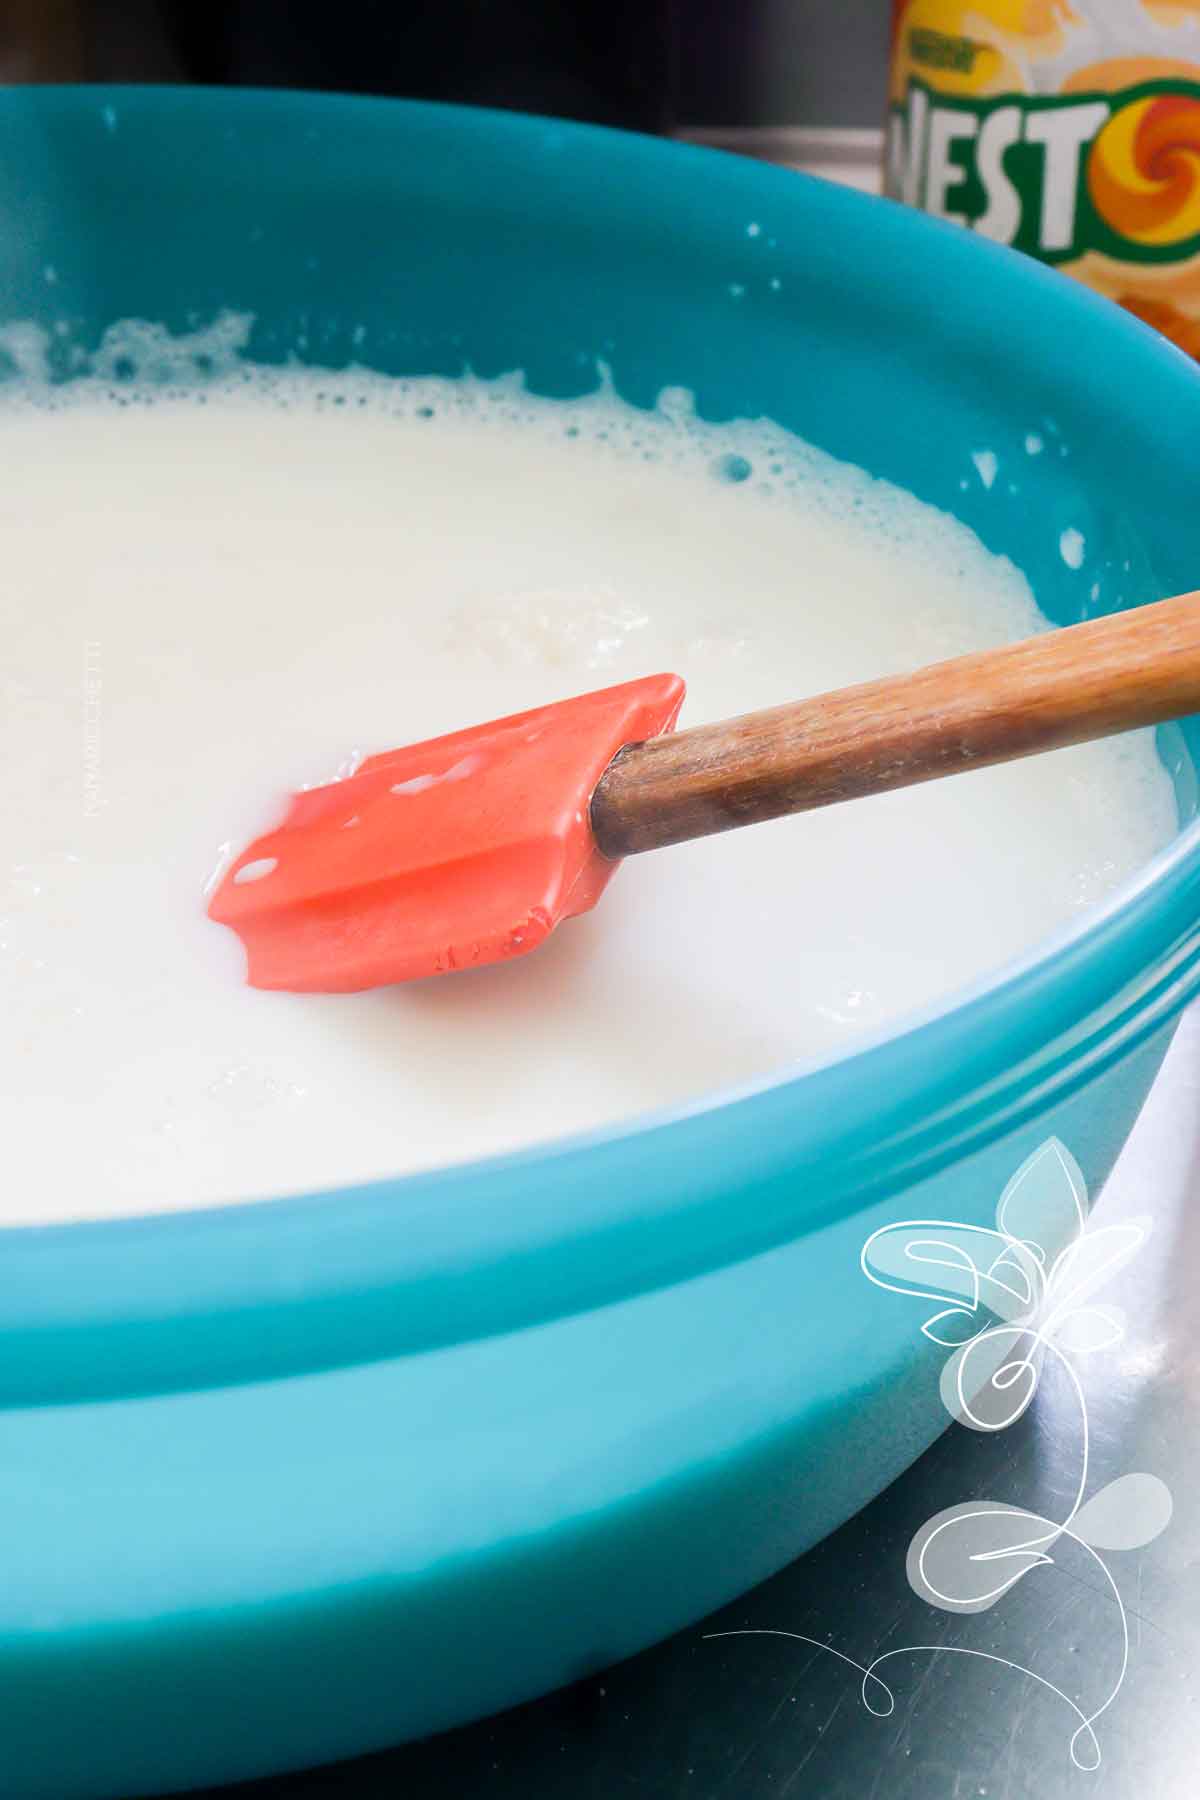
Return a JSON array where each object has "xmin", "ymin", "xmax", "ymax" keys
[{"xmin": 207, "ymin": 673, "xmax": 685, "ymax": 991}]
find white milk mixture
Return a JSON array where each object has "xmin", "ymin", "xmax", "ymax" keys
[{"xmin": 0, "ymin": 330, "xmax": 1179, "ymax": 1222}]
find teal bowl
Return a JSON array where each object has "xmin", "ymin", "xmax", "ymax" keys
[{"xmin": 3, "ymin": 87, "xmax": 1200, "ymax": 1799}]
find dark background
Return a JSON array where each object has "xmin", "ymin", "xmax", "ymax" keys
[{"xmin": 2, "ymin": 0, "xmax": 891, "ymax": 133}]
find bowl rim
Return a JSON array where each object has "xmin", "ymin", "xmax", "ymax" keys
[{"xmin": 5, "ymin": 84, "xmax": 1200, "ymax": 1404}]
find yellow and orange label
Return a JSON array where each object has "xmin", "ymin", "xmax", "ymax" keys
[{"xmin": 887, "ymin": 1, "xmax": 1200, "ymax": 358}]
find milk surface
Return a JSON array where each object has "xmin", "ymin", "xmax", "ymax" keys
[{"xmin": 0, "ymin": 346, "xmax": 1179, "ymax": 1222}]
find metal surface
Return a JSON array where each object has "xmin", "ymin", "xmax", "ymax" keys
[{"xmin": 675, "ymin": 124, "xmax": 885, "ymax": 193}]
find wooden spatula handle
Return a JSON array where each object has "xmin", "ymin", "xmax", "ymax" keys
[{"xmin": 591, "ymin": 589, "xmax": 1200, "ymax": 858}]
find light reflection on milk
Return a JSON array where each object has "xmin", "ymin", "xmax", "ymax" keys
[{"xmin": 0, "ymin": 332, "xmax": 1179, "ymax": 1221}]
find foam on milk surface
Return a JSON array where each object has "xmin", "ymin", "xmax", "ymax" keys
[{"xmin": 0, "ymin": 349, "xmax": 1179, "ymax": 1222}]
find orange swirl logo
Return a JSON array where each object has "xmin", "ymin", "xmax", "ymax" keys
[{"xmin": 1088, "ymin": 94, "xmax": 1200, "ymax": 248}]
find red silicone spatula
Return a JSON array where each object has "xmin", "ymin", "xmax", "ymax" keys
[{"xmin": 208, "ymin": 589, "xmax": 1200, "ymax": 993}]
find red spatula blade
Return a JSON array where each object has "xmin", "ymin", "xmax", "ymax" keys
[{"xmin": 207, "ymin": 673, "xmax": 685, "ymax": 992}]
